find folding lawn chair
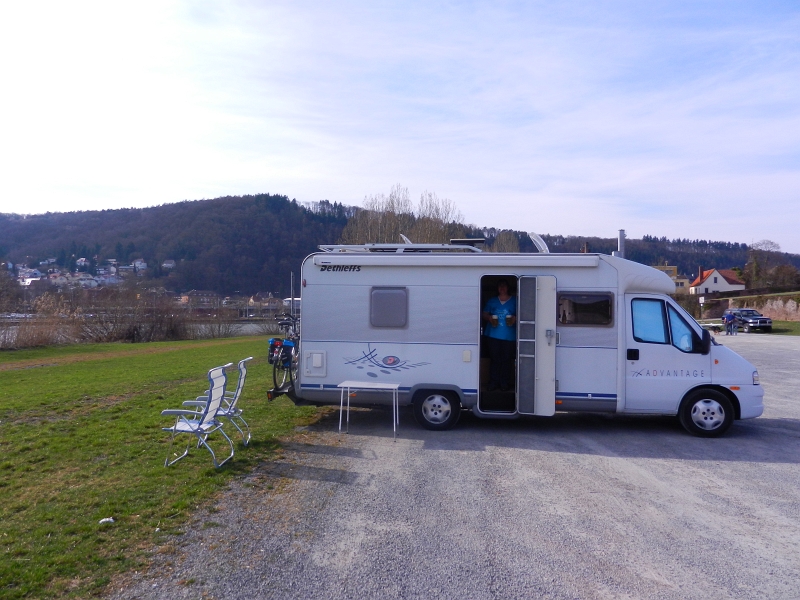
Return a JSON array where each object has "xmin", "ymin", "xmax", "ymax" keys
[
  {"xmin": 187, "ymin": 356, "xmax": 253, "ymax": 446},
  {"xmin": 161, "ymin": 363, "xmax": 235, "ymax": 468}
]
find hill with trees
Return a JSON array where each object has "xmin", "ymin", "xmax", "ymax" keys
[
  {"xmin": 0, "ymin": 195, "xmax": 351, "ymax": 297},
  {"xmin": 2, "ymin": 192, "xmax": 799, "ymax": 294}
]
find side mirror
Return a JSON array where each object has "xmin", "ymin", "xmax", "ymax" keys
[{"xmin": 700, "ymin": 328, "xmax": 711, "ymax": 355}]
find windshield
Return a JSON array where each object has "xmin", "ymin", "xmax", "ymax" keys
[
  {"xmin": 740, "ymin": 310, "xmax": 761, "ymax": 316},
  {"xmin": 669, "ymin": 300, "xmax": 703, "ymax": 333}
]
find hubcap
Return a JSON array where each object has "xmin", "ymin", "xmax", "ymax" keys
[
  {"xmin": 421, "ymin": 394, "xmax": 452, "ymax": 424},
  {"xmin": 690, "ymin": 399, "xmax": 725, "ymax": 430}
]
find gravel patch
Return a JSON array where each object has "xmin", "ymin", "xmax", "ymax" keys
[{"xmin": 107, "ymin": 337, "xmax": 800, "ymax": 599}]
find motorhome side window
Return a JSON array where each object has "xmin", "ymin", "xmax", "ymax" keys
[
  {"xmin": 370, "ymin": 287, "xmax": 408, "ymax": 328},
  {"xmin": 558, "ymin": 293, "xmax": 612, "ymax": 326},
  {"xmin": 632, "ymin": 298, "xmax": 701, "ymax": 352}
]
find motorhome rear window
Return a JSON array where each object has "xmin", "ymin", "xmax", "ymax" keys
[
  {"xmin": 558, "ymin": 293, "xmax": 613, "ymax": 325},
  {"xmin": 370, "ymin": 287, "xmax": 408, "ymax": 327}
]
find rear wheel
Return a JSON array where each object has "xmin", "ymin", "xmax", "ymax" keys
[
  {"xmin": 272, "ymin": 348, "xmax": 294, "ymax": 388},
  {"xmin": 678, "ymin": 389, "xmax": 734, "ymax": 437},
  {"xmin": 412, "ymin": 390, "xmax": 461, "ymax": 430}
]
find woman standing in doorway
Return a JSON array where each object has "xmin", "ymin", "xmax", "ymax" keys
[{"xmin": 482, "ymin": 279, "xmax": 517, "ymax": 391}]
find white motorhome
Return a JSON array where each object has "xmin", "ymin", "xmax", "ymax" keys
[{"xmin": 285, "ymin": 242, "xmax": 763, "ymax": 437}]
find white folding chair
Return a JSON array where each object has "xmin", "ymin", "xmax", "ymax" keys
[
  {"xmin": 161, "ymin": 363, "xmax": 235, "ymax": 468},
  {"xmin": 187, "ymin": 357, "xmax": 253, "ymax": 445}
]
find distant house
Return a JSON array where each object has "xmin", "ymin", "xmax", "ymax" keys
[
  {"xmin": 17, "ymin": 268, "xmax": 42, "ymax": 280},
  {"xmin": 689, "ymin": 268, "xmax": 746, "ymax": 295},
  {"xmin": 76, "ymin": 257, "xmax": 90, "ymax": 268},
  {"xmin": 133, "ymin": 259, "xmax": 147, "ymax": 271},
  {"xmin": 96, "ymin": 275, "xmax": 122, "ymax": 286},
  {"xmin": 652, "ymin": 264, "xmax": 691, "ymax": 295},
  {"xmin": 247, "ymin": 293, "xmax": 283, "ymax": 315},
  {"xmin": 78, "ymin": 277, "xmax": 99, "ymax": 289},
  {"xmin": 117, "ymin": 265, "xmax": 135, "ymax": 276},
  {"xmin": 161, "ymin": 259, "xmax": 176, "ymax": 270},
  {"xmin": 181, "ymin": 290, "xmax": 221, "ymax": 309}
]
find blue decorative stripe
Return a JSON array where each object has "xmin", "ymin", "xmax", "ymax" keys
[
  {"xmin": 300, "ymin": 384, "xmax": 414, "ymax": 391},
  {"xmin": 556, "ymin": 392, "xmax": 617, "ymax": 400},
  {"xmin": 302, "ymin": 340, "xmax": 477, "ymax": 346},
  {"xmin": 300, "ymin": 385, "xmax": 479, "ymax": 395}
]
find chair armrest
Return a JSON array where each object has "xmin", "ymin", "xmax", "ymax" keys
[
  {"xmin": 161, "ymin": 409, "xmax": 200, "ymax": 417},
  {"xmin": 182, "ymin": 400, "xmax": 207, "ymax": 407}
]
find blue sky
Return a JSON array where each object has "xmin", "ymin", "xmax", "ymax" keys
[{"xmin": 1, "ymin": 1, "xmax": 799, "ymax": 252}]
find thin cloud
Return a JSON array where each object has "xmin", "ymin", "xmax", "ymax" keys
[{"xmin": 0, "ymin": 0, "xmax": 798, "ymax": 251}]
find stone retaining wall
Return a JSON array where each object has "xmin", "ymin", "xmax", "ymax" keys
[{"xmin": 731, "ymin": 295, "xmax": 800, "ymax": 321}]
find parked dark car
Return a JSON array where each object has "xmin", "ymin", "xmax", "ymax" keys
[{"xmin": 723, "ymin": 308, "xmax": 772, "ymax": 333}]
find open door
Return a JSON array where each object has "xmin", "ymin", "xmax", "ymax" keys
[{"xmin": 517, "ymin": 275, "xmax": 557, "ymax": 416}]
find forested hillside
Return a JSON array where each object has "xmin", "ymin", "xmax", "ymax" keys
[
  {"xmin": 541, "ymin": 234, "xmax": 751, "ymax": 281},
  {"xmin": 2, "ymin": 194, "xmax": 798, "ymax": 294},
  {"xmin": 0, "ymin": 195, "xmax": 350, "ymax": 296}
]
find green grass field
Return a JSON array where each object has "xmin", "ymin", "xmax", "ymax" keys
[
  {"xmin": 771, "ymin": 320, "xmax": 800, "ymax": 335},
  {"xmin": 0, "ymin": 337, "xmax": 318, "ymax": 599}
]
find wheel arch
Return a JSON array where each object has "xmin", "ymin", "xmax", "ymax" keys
[
  {"xmin": 681, "ymin": 385, "xmax": 741, "ymax": 420},
  {"xmin": 408, "ymin": 384, "xmax": 465, "ymax": 404}
]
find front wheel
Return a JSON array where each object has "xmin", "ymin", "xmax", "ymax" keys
[
  {"xmin": 743, "ymin": 324, "xmax": 751, "ymax": 333},
  {"xmin": 412, "ymin": 390, "xmax": 461, "ymax": 430},
  {"xmin": 678, "ymin": 389, "xmax": 734, "ymax": 437}
]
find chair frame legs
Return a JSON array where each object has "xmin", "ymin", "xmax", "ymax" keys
[
  {"xmin": 225, "ymin": 412, "xmax": 251, "ymax": 446},
  {"xmin": 164, "ymin": 420, "xmax": 235, "ymax": 468}
]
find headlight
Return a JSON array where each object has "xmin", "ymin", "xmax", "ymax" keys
[{"xmin": 753, "ymin": 371, "xmax": 760, "ymax": 385}]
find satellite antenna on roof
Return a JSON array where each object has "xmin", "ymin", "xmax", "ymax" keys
[{"xmin": 529, "ymin": 232, "xmax": 550, "ymax": 253}]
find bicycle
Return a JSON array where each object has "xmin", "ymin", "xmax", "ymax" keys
[{"xmin": 268, "ymin": 313, "xmax": 300, "ymax": 388}]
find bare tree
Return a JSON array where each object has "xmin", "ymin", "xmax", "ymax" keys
[
  {"xmin": 340, "ymin": 185, "xmax": 466, "ymax": 244},
  {"xmin": 410, "ymin": 191, "xmax": 466, "ymax": 243},
  {"xmin": 13, "ymin": 293, "xmax": 77, "ymax": 348},
  {"xmin": 769, "ymin": 264, "xmax": 800, "ymax": 287},
  {"xmin": 340, "ymin": 184, "xmax": 414, "ymax": 244},
  {"xmin": 0, "ymin": 271, "xmax": 20, "ymax": 313},
  {"xmin": 488, "ymin": 231, "xmax": 521, "ymax": 253},
  {"xmin": 745, "ymin": 239, "xmax": 783, "ymax": 288}
]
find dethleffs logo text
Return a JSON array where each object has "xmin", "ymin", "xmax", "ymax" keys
[{"xmin": 319, "ymin": 265, "xmax": 362, "ymax": 272}]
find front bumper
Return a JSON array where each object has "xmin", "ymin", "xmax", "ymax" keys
[
  {"xmin": 740, "ymin": 319, "xmax": 772, "ymax": 330},
  {"xmin": 734, "ymin": 384, "xmax": 764, "ymax": 419}
]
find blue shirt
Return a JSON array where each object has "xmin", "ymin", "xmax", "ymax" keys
[{"xmin": 483, "ymin": 296, "xmax": 517, "ymax": 341}]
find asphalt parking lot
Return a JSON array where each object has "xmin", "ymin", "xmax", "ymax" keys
[{"xmin": 111, "ymin": 333, "xmax": 800, "ymax": 600}]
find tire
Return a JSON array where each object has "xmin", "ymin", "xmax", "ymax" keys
[
  {"xmin": 678, "ymin": 389, "xmax": 734, "ymax": 437},
  {"xmin": 272, "ymin": 348, "xmax": 293, "ymax": 388},
  {"xmin": 273, "ymin": 363, "xmax": 288, "ymax": 388},
  {"xmin": 743, "ymin": 324, "xmax": 751, "ymax": 333},
  {"xmin": 412, "ymin": 390, "xmax": 461, "ymax": 431}
]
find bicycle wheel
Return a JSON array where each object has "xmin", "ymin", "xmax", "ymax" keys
[
  {"xmin": 287, "ymin": 347, "xmax": 298, "ymax": 384},
  {"xmin": 272, "ymin": 349, "xmax": 289, "ymax": 388}
]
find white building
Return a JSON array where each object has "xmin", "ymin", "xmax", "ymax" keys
[{"xmin": 689, "ymin": 269, "xmax": 746, "ymax": 295}]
